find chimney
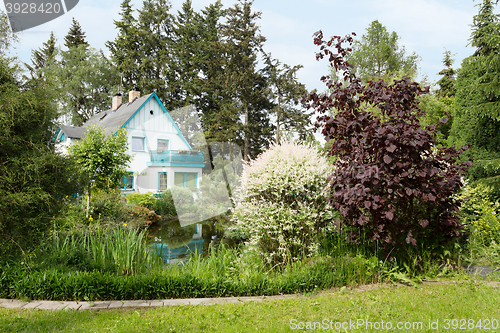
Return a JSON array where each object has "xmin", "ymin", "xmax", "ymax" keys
[
  {"xmin": 112, "ymin": 93, "xmax": 122, "ymax": 110},
  {"xmin": 129, "ymin": 87, "xmax": 140, "ymax": 103}
]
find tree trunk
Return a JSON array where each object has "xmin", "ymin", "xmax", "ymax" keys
[
  {"xmin": 276, "ymin": 93, "xmax": 281, "ymax": 142},
  {"xmin": 244, "ymin": 103, "xmax": 249, "ymax": 161}
]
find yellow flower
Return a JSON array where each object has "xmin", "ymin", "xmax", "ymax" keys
[{"xmin": 123, "ymin": 223, "xmax": 127, "ymax": 227}]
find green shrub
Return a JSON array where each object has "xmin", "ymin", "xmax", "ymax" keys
[
  {"xmin": 153, "ymin": 190, "xmax": 177, "ymax": 217},
  {"xmin": 89, "ymin": 188, "xmax": 130, "ymax": 223},
  {"xmin": 232, "ymin": 140, "xmax": 335, "ymax": 267},
  {"xmin": 125, "ymin": 192, "xmax": 157, "ymax": 210}
]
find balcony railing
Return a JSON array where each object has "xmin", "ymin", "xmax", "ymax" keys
[{"xmin": 148, "ymin": 150, "xmax": 204, "ymax": 166}]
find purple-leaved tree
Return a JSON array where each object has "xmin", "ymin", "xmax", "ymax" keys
[{"xmin": 305, "ymin": 31, "xmax": 472, "ymax": 254}]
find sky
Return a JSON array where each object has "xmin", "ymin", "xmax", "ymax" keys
[{"xmin": 3, "ymin": 0, "xmax": 480, "ymax": 94}]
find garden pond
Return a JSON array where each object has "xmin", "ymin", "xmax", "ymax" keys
[{"xmin": 146, "ymin": 218, "xmax": 224, "ymax": 264}]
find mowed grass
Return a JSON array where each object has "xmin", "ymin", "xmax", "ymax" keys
[{"xmin": 1, "ymin": 281, "xmax": 499, "ymax": 333}]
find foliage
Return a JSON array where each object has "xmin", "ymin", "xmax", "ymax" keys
[
  {"xmin": 153, "ymin": 190, "xmax": 177, "ymax": 217},
  {"xmin": 0, "ymin": 10, "xmax": 18, "ymax": 58},
  {"xmin": 459, "ymin": 182, "xmax": 499, "ymax": 226},
  {"xmin": 305, "ymin": 32, "xmax": 471, "ymax": 257},
  {"xmin": 26, "ymin": 32, "xmax": 57, "ymax": 80},
  {"xmin": 0, "ymin": 242, "xmax": 379, "ymax": 301},
  {"xmin": 68, "ymin": 125, "xmax": 130, "ymax": 191},
  {"xmin": 345, "ymin": 20, "xmax": 420, "ymax": 83},
  {"xmin": 436, "ymin": 49, "xmax": 457, "ymax": 98},
  {"xmin": 125, "ymin": 192, "xmax": 157, "ymax": 210},
  {"xmin": 418, "ymin": 94, "xmax": 454, "ymax": 142},
  {"xmin": 47, "ymin": 45, "xmax": 120, "ymax": 126},
  {"xmin": 106, "ymin": 0, "xmax": 142, "ymax": 92},
  {"xmin": 232, "ymin": 140, "xmax": 334, "ymax": 267},
  {"xmin": 449, "ymin": 0, "xmax": 500, "ymax": 182},
  {"xmin": 0, "ymin": 56, "xmax": 77, "ymax": 254},
  {"xmin": 64, "ymin": 18, "xmax": 89, "ymax": 50},
  {"xmin": 130, "ymin": 206, "xmax": 160, "ymax": 228},
  {"xmin": 263, "ymin": 54, "xmax": 310, "ymax": 141},
  {"xmin": 68, "ymin": 125, "xmax": 131, "ymax": 216}
]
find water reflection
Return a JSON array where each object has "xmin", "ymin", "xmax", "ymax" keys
[{"xmin": 148, "ymin": 218, "xmax": 222, "ymax": 264}]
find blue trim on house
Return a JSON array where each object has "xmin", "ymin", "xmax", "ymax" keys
[
  {"xmin": 123, "ymin": 172, "xmax": 135, "ymax": 190},
  {"xmin": 157, "ymin": 139, "xmax": 169, "ymax": 150},
  {"xmin": 132, "ymin": 136, "xmax": 145, "ymax": 151},
  {"xmin": 147, "ymin": 162, "xmax": 205, "ymax": 167},
  {"xmin": 120, "ymin": 93, "xmax": 156, "ymax": 129},
  {"xmin": 174, "ymin": 172, "xmax": 198, "ymax": 189},
  {"xmin": 119, "ymin": 92, "xmax": 193, "ymax": 151}
]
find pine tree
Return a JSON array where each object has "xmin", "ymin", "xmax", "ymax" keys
[{"xmin": 64, "ymin": 18, "xmax": 89, "ymax": 50}]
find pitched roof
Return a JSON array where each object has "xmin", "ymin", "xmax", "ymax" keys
[
  {"xmin": 82, "ymin": 93, "xmax": 153, "ymax": 134},
  {"xmin": 59, "ymin": 124, "xmax": 87, "ymax": 139}
]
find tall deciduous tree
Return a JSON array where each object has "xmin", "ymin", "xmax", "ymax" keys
[
  {"xmin": 449, "ymin": 0, "xmax": 500, "ymax": 182},
  {"xmin": 346, "ymin": 20, "xmax": 420, "ymax": 83},
  {"xmin": 68, "ymin": 125, "xmax": 131, "ymax": 216}
]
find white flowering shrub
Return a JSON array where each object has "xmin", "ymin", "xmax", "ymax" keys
[{"xmin": 232, "ymin": 140, "xmax": 334, "ymax": 267}]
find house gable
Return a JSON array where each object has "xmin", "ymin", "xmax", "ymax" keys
[{"xmin": 121, "ymin": 93, "xmax": 192, "ymax": 151}]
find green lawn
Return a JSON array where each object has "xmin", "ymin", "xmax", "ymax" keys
[{"xmin": 1, "ymin": 280, "xmax": 499, "ymax": 332}]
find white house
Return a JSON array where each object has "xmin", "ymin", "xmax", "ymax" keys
[{"xmin": 55, "ymin": 90, "xmax": 205, "ymax": 194}]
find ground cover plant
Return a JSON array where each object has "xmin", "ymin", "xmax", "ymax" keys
[{"xmin": 305, "ymin": 32, "xmax": 471, "ymax": 261}]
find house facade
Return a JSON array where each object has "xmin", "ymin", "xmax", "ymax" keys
[{"xmin": 55, "ymin": 90, "xmax": 204, "ymax": 194}]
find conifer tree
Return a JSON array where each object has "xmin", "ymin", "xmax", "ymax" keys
[
  {"xmin": 449, "ymin": 0, "xmax": 500, "ymax": 182},
  {"xmin": 27, "ymin": 32, "xmax": 57, "ymax": 79},
  {"xmin": 106, "ymin": 0, "xmax": 140, "ymax": 92},
  {"xmin": 263, "ymin": 54, "xmax": 310, "ymax": 141},
  {"xmin": 64, "ymin": 18, "xmax": 89, "ymax": 50},
  {"xmin": 436, "ymin": 49, "xmax": 456, "ymax": 98},
  {"xmin": 347, "ymin": 20, "xmax": 420, "ymax": 83},
  {"xmin": 220, "ymin": 0, "xmax": 272, "ymax": 161},
  {"xmin": 136, "ymin": 0, "xmax": 174, "ymax": 104}
]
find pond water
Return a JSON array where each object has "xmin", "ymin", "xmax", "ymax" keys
[{"xmin": 147, "ymin": 218, "xmax": 224, "ymax": 264}]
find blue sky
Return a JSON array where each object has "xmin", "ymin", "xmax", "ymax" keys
[{"xmin": 4, "ymin": 0, "xmax": 479, "ymax": 94}]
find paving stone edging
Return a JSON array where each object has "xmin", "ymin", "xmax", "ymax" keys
[
  {"xmin": 0, "ymin": 294, "xmax": 297, "ymax": 311},
  {"xmin": 1, "ymin": 280, "xmax": 499, "ymax": 311}
]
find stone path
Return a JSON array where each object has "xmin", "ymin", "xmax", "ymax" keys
[
  {"xmin": 0, "ymin": 294, "xmax": 297, "ymax": 311},
  {"xmin": 1, "ymin": 280, "xmax": 499, "ymax": 311}
]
